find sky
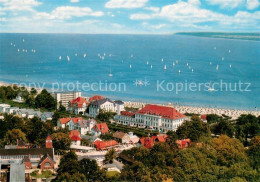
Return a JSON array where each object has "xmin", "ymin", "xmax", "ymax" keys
[{"xmin": 0, "ymin": 0, "xmax": 259, "ymax": 34}]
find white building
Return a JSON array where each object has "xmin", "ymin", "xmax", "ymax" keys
[
  {"xmin": 114, "ymin": 104, "xmax": 187, "ymax": 132},
  {"xmin": 88, "ymin": 98, "xmax": 124, "ymax": 118},
  {"xmin": 68, "ymin": 97, "xmax": 89, "ymax": 115},
  {"xmin": 0, "ymin": 104, "xmax": 11, "ymax": 113},
  {"xmin": 77, "ymin": 119, "xmax": 96, "ymax": 135},
  {"xmin": 5, "ymin": 107, "xmax": 19, "ymax": 114},
  {"xmin": 55, "ymin": 91, "xmax": 81, "ymax": 109}
]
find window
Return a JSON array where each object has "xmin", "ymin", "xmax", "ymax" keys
[{"xmin": 44, "ymin": 162, "xmax": 51, "ymax": 168}]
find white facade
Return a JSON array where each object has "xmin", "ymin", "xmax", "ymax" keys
[{"xmin": 0, "ymin": 104, "xmax": 11, "ymax": 113}]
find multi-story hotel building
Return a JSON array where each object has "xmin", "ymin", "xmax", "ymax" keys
[
  {"xmin": 55, "ymin": 91, "xmax": 81, "ymax": 109},
  {"xmin": 114, "ymin": 104, "xmax": 187, "ymax": 132}
]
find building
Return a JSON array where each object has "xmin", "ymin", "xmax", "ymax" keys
[
  {"xmin": 91, "ymin": 123, "xmax": 109, "ymax": 136},
  {"xmin": 0, "ymin": 136, "xmax": 55, "ymax": 171},
  {"xmin": 68, "ymin": 97, "xmax": 89, "ymax": 114},
  {"xmin": 139, "ymin": 134, "xmax": 168, "ymax": 149},
  {"xmin": 176, "ymin": 139, "xmax": 191, "ymax": 149},
  {"xmin": 57, "ymin": 117, "xmax": 83, "ymax": 130},
  {"xmin": 0, "ymin": 104, "xmax": 10, "ymax": 113},
  {"xmin": 88, "ymin": 98, "xmax": 124, "ymax": 118},
  {"xmin": 5, "ymin": 107, "xmax": 19, "ymax": 114},
  {"xmin": 89, "ymin": 95, "xmax": 105, "ymax": 102},
  {"xmin": 55, "ymin": 91, "xmax": 81, "ymax": 109},
  {"xmin": 41, "ymin": 112, "xmax": 54, "ymax": 122},
  {"xmin": 128, "ymin": 132, "xmax": 140, "ymax": 144},
  {"xmin": 93, "ymin": 140, "xmax": 119, "ymax": 151},
  {"xmin": 13, "ymin": 93, "xmax": 24, "ymax": 103},
  {"xmin": 115, "ymin": 104, "xmax": 187, "ymax": 132},
  {"xmin": 77, "ymin": 119, "xmax": 96, "ymax": 135},
  {"xmin": 113, "ymin": 131, "xmax": 130, "ymax": 144}
]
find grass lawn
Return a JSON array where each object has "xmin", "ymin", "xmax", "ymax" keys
[{"xmin": 106, "ymin": 171, "xmax": 119, "ymax": 177}]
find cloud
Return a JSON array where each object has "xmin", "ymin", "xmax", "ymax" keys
[
  {"xmin": 36, "ymin": 6, "xmax": 104, "ymax": 20},
  {"xmin": 246, "ymin": 0, "xmax": 259, "ymax": 10},
  {"xmin": 151, "ymin": 24, "xmax": 166, "ymax": 29},
  {"xmin": 205, "ymin": 0, "xmax": 244, "ymax": 9},
  {"xmin": 70, "ymin": 0, "xmax": 79, "ymax": 3},
  {"xmin": 144, "ymin": 7, "xmax": 160, "ymax": 12},
  {"xmin": 105, "ymin": 0, "xmax": 148, "ymax": 9},
  {"xmin": 1, "ymin": 0, "xmax": 42, "ymax": 11}
]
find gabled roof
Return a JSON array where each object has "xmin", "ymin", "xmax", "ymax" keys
[
  {"xmin": 93, "ymin": 140, "xmax": 118, "ymax": 149},
  {"xmin": 201, "ymin": 114, "xmax": 207, "ymax": 120},
  {"xmin": 136, "ymin": 104, "xmax": 186, "ymax": 120},
  {"xmin": 156, "ymin": 134, "xmax": 168, "ymax": 142},
  {"xmin": 139, "ymin": 137, "xmax": 154, "ymax": 149},
  {"xmin": 72, "ymin": 117, "xmax": 82, "ymax": 124},
  {"xmin": 59, "ymin": 117, "xmax": 71, "ymax": 124},
  {"xmin": 176, "ymin": 139, "xmax": 191, "ymax": 149},
  {"xmin": 71, "ymin": 135, "xmax": 81, "ymax": 141},
  {"xmin": 113, "ymin": 131, "xmax": 127, "ymax": 139},
  {"xmin": 114, "ymin": 100, "xmax": 124, "ymax": 105},
  {"xmin": 42, "ymin": 112, "xmax": 53, "ymax": 118},
  {"xmin": 70, "ymin": 97, "xmax": 89, "ymax": 108},
  {"xmin": 39, "ymin": 153, "xmax": 55, "ymax": 165},
  {"xmin": 46, "ymin": 135, "xmax": 52, "ymax": 141},
  {"xmin": 93, "ymin": 123, "xmax": 109, "ymax": 133},
  {"xmin": 69, "ymin": 130, "xmax": 80, "ymax": 138},
  {"xmin": 121, "ymin": 111, "xmax": 135, "ymax": 117},
  {"xmin": 91, "ymin": 98, "xmax": 114, "ymax": 107},
  {"xmin": 89, "ymin": 95, "xmax": 105, "ymax": 102}
]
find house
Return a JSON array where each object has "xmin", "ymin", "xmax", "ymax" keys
[
  {"xmin": 201, "ymin": 114, "xmax": 207, "ymax": 122},
  {"xmin": 93, "ymin": 140, "xmax": 119, "ymax": 151},
  {"xmin": 114, "ymin": 100, "xmax": 125, "ymax": 115},
  {"xmin": 91, "ymin": 123, "xmax": 109, "ymax": 136},
  {"xmin": 0, "ymin": 104, "xmax": 10, "ymax": 113},
  {"xmin": 68, "ymin": 97, "xmax": 89, "ymax": 115},
  {"xmin": 77, "ymin": 119, "xmax": 96, "ymax": 135},
  {"xmin": 115, "ymin": 104, "xmax": 187, "ymax": 132},
  {"xmin": 5, "ymin": 107, "xmax": 19, "ymax": 115},
  {"xmin": 69, "ymin": 130, "xmax": 82, "ymax": 146},
  {"xmin": 41, "ymin": 112, "xmax": 54, "ymax": 122},
  {"xmin": 139, "ymin": 134, "xmax": 168, "ymax": 149},
  {"xmin": 128, "ymin": 132, "xmax": 139, "ymax": 144},
  {"xmin": 113, "ymin": 131, "xmax": 130, "ymax": 144},
  {"xmin": 89, "ymin": 95, "xmax": 105, "ymax": 102},
  {"xmin": 81, "ymin": 135, "xmax": 102, "ymax": 144},
  {"xmin": 16, "ymin": 109, "xmax": 28, "ymax": 117},
  {"xmin": 26, "ymin": 109, "xmax": 37, "ymax": 119},
  {"xmin": 57, "ymin": 117, "xmax": 83, "ymax": 130},
  {"xmin": 13, "ymin": 93, "xmax": 24, "ymax": 103},
  {"xmin": 0, "ymin": 136, "xmax": 55, "ymax": 170},
  {"xmin": 176, "ymin": 139, "xmax": 191, "ymax": 149}
]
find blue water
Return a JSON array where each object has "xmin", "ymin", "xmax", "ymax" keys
[{"xmin": 0, "ymin": 33, "xmax": 259, "ymax": 110}]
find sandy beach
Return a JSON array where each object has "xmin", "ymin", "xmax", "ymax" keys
[{"xmin": 1, "ymin": 81, "xmax": 259, "ymax": 119}]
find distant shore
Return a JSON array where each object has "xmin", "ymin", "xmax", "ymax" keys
[{"xmin": 1, "ymin": 80, "xmax": 259, "ymax": 119}]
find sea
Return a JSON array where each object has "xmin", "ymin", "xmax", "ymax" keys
[{"xmin": 0, "ymin": 33, "xmax": 259, "ymax": 110}]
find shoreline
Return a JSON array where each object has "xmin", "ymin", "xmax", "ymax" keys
[{"xmin": 1, "ymin": 80, "xmax": 259, "ymax": 119}]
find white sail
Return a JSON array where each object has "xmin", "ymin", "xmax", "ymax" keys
[
  {"xmin": 216, "ymin": 65, "xmax": 219, "ymax": 70},
  {"xmin": 67, "ymin": 56, "xmax": 70, "ymax": 61},
  {"xmin": 147, "ymin": 61, "xmax": 149, "ymax": 65},
  {"xmin": 59, "ymin": 56, "xmax": 61, "ymax": 60},
  {"xmin": 192, "ymin": 69, "xmax": 194, "ymax": 72},
  {"xmin": 151, "ymin": 65, "xmax": 153, "ymax": 69},
  {"xmin": 161, "ymin": 58, "xmax": 164, "ymax": 62},
  {"xmin": 83, "ymin": 54, "xmax": 87, "ymax": 58},
  {"xmin": 222, "ymin": 57, "xmax": 224, "ymax": 61},
  {"xmin": 18, "ymin": 49, "xmax": 20, "ymax": 52},
  {"xmin": 178, "ymin": 69, "xmax": 181, "ymax": 73},
  {"xmin": 176, "ymin": 60, "xmax": 178, "ymax": 64},
  {"xmin": 229, "ymin": 64, "xmax": 232, "ymax": 68},
  {"xmin": 164, "ymin": 65, "xmax": 167, "ymax": 70},
  {"xmin": 130, "ymin": 64, "xmax": 132, "ymax": 69}
]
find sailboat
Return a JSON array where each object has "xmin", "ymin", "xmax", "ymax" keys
[
  {"xmin": 147, "ymin": 61, "xmax": 149, "ymax": 65},
  {"xmin": 208, "ymin": 81, "xmax": 215, "ymax": 91},
  {"xmin": 130, "ymin": 64, "xmax": 132, "ymax": 69},
  {"xmin": 176, "ymin": 60, "xmax": 178, "ymax": 64},
  {"xmin": 214, "ymin": 47, "xmax": 216, "ymax": 50},
  {"xmin": 222, "ymin": 57, "xmax": 224, "ymax": 61},
  {"xmin": 164, "ymin": 65, "xmax": 167, "ymax": 70},
  {"xmin": 59, "ymin": 56, "xmax": 62, "ymax": 60},
  {"xmin": 75, "ymin": 53, "xmax": 77, "ymax": 56},
  {"xmin": 172, "ymin": 62, "xmax": 175, "ymax": 66},
  {"xmin": 178, "ymin": 70, "xmax": 181, "ymax": 73},
  {"xmin": 161, "ymin": 58, "xmax": 164, "ymax": 62},
  {"xmin": 151, "ymin": 65, "xmax": 153, "ymax": 69},
  {"xmin": 229, "ymin": 64, "xmax": 232, "ymax": 68},
  {"xmin": 98, "ymin": 53, "xmax": 100, "ymax": 57},
  {"xmin": 33, "ymin": 49, "xmax": 36, "ymax": 53},
  {"xmin": 13, "ymin": 44, "xmax": 15, "ymax": 47},
  {"xmin": 186, "ymin": 63, "xmax": 189, "ymax": 66},
  {"xmin": 109, "ymin": 54, "xmax": 112, "ymax": 57},
  {"xmin": 210, "ymin": 62, "xmax": 212, "ymax": 65},
  {"xmin": 216, "ymin": 65, "xmax": 219, "ymax": 71},
  {"xmin": 192, "ymin": 69, "xmax": 194, "ymax": 72},
  {"xmin": 67, "ymin": 56, "xmax": 70, "ymax": 61},
  {"xmin": 83, "ymin": 54, "xmax": 87, "ymax": 58},
  {"xmin": 131, "ymin": 54, "xmax": 133, "ymax": 58},
  {"xmin": 108, "ymin": 69, "xmax": 113, "ymax": 77},
  {"xmin": 229, "ymin": 50, "xmax": 231, "ymax": 53},
  {"xmin": 17, "ymin": 49, "xmax": 20, "ymax": 52},
  {"xmin": 11, "ymin": 42, "xmax": 13, "ymax": 46},
  {"xmin": 22, "ymin": 39, "xmax": 25, "ymax": 42},
  {"xmin": 25, "ymin": 50, "xmax": 27, "ymax": 53}
]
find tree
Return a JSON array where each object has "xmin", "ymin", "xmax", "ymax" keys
[
  {"xmin": 25, "ymin": 95, "xmax": 35, "ymax": 107},
  {"xmin": 99, "ymin": 133, "xmax": 114, "ymax": 141},
  {"xmin": 235, "ymin": 114, "xmax": 260, "ymax": 144},
  {"xmin": 211, "ymin": 135, "xmax": 248, "ymax": 167},
  {"xmin": 96, "ymin": 110, "xmax": 116, "ymax": 121},
  {"xmin": 81, "ymin": 138, "xmax": 90, "ymax": 146},
  {"xmin": 211, "ymin": 118, "xmax": 235, "ymax": 137},
  {"xmin": 247, "ymin": 136, "xmax": 260, "ymax": 169},
  {"xmin": 79, "ymin": 158, "xmax": 107, "ymax": 182},
  {"xmin": 121, "ymin": 162, "xmax": 152, "ymax": 182},
  {"xmin": 104, "ymin": 148, "xmax": 116, "ymax": 164},
  {"xmin": 30, "ymin": 88, "xmax": 37, "ymax": 96},
  {"xmin": 4, "ymin": 129, "xmax": 27, "ymax": 145},
  {"xmin": 176, "ymin": 115, "xmax": 210, "ymax": 142},
  {"xmin": 58, "ymin": 101, "xmax": 66, "ymax": 112},
  {"xmin": 51, "ymin": 132, "xmax": 71, "ymax": 154},
  {"xmin": 35, "ymin": 89, "xmax": 56, "ymax": 111}
]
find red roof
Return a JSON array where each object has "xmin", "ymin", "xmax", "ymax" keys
[
  {"xmin": 70, "ymin": 97, "xmax": 89, "ymax": 108},
  {"xmin": 71, "ymin": 135, "xmax": 81, "ymax": 141},
  {"xmin": 140, "ymin": 137, "xmax": 155, "ymax": 149},
  {"xmin": 201, "ymin": 114, "xmax": 207, "ymax": 120},
  {"xmin": 176, "ymin": 139, "xmax": 191, "ymax": 149},
  {"xmin": 93, "ymin": 140, "xmax": 118, "ymax": 150},
  {"xmin": 136, "ymin": 104, "xmax": 186, "ymax": 120},
  {"xmin": 72, "ymin": 117, "xmax": 82, "ymax": 124},
  {"xmin": 46, "ymin": 135, "xmax": 52, "ymax": 141},
  {"xmin": 69, "ymin": 130, "xmax": 80, "ymax": 138},
  {"xmin": 156, "ymin": 134, "xmax": 168, "ymax": 142},
  {"xmin": 121, "ymin": 111, "xmax": 135, "ymax": 117},
  {"xmin": 89, "ymin": 95, "xmax": 105, "ymax": 102},
  {"xmin": 59, "ymin": 117, "xmax": 71, "ymax": 124},
  {"xmin": 93, "ymin": 123, "xmax": 109, "ymax": 134}
]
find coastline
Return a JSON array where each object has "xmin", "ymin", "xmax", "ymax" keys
[{"xmin": 1, "ymin": 80, "xmax": 259, "ymax": 119}]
